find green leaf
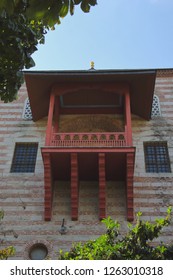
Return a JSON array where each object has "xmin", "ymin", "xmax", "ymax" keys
[
  {"xmin": 0, "ymin": 209, "xmax": 4, "ymax": 221},
  {"xmin": 167, "ymin": 206, "xmax": 172, "ymax": 215},
  {"xmin": 74, "ymin": 0, "xmax": 82, "ymax": 4},
  {"xmin": 0, "ymin": 8, "xmax": 7, "ymax": 18},
  {"xmin": 70, "ymin": 0, "xmax": 75, "ymax": 15},
  {"xmin": 0, "ymin": 0, "xmax": 15, "ymax": 15},
  {"xmin": 25, "ymin": 56, "xmax": 35, "ymax": 69},
  {"xmin": 88, "ymin": 0, "xmax": 97, "ymax": 6},
  {"xmin": 81, "ymin": 0, "xmax": 90, "ymax": 13},
  {"xmin": 59, "ymin": 0, "xmax": 69, "ymax": 18},
  {"xmin": 26, "ymin": 1, "xmax": 50, "ymax": 21}
]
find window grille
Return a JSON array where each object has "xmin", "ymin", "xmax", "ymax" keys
[
  {"xmin": 11, "ymin": 143, "xmax": 38, "ymax": 173},
  {"xmin": 151, "ymin": 95, "xmax": 161, "ymax": 117},
  {"xmin": 144, "ymin": 142, "xmax": 171, "ymax": 173},
  {"xmin": 23, "ymin": 98, "xmax": 32, "ymax": 120}
]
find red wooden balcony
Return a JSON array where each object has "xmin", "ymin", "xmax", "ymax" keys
[
  {"xmin": 41, "ymin": 85, "xmax": 135, "ymax": 222},
  {"xmin": 25, "ymin": 70, "xmax": 156, "ymax": 223},
  {"xmin": 50, "ymin": 131, "xmax": 127, "ymax": 147}
]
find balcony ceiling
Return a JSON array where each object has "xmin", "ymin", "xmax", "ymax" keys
[
  {"xmin": 50, "ymin": 152, "xmax": 127, "ymax": 181},
  {"xmin": 24, "ymin": 69, "xmax": 156, "ymax": 121}
]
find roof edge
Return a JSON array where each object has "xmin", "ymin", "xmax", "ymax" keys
[{"xmin": 23, "ymin": 68, "xmax": 157, "ymax": 76}]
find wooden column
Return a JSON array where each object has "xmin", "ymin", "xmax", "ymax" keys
[
  {"xmin": 126, "ymin": 152, "xmax": 135, "ymax": 221},
  {"xmin": 71, "ymin": 153, "xmax": 79, "ymax": 220},
  {"xmin": 124, "ymin": 90, "xmax": 132, "ymax": 146},
  {"xmin": 45, "ymin": 92, "xmax": 55, "ymax": 145},
  {"xmin": 98, "ymin": 153, "xmax": 106, "ymax": 220},
  {"xmin": 42, "ymin": 153, "xmax": 53, "ymax": 221},
  {"xmin": 54, "ymin": 96, "xmax": 60, "ymax": 133}
]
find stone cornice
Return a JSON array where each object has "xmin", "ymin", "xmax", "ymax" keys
[{"xmin": 156, "ymin": 69, "xmax": 173, "ymax": 77}]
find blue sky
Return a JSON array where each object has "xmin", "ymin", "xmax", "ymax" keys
[{"xmin": 32, "ymin": 0, "xmax": 173, "ymax": 71}]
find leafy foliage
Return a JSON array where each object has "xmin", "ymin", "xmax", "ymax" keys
[
  {"xmin": 0, "ymin": 2, "xmax": 44, "ymax": 102},
  {"xmin": 0, "ymin": 209, "xmax": 4, "ymax": 221},
  {"xmin": 0, "ymin": 0, "xmax": 97, "ymax": 102},
  {"xmin": 60, "ymin": 207, "xmax": 173, "ymax": 260},
  {"xmin": 0, "ymin": 209, "xmax": 15, "ymax": 259},
  {"xmin": 26, "ymin": 0, "xmax": 97, "ymax": 27},
  {"xmin": 0, "ymin": 246, "xmax": 15, "ymax": 260}
]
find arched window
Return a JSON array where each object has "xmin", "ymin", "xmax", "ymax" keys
[
  {"xmin": 24, "ymin": 240, "xmax": 52, "ymax": 260},
  {"xmin": 23, "ymin": 98, "xmax": 32, "ymax": 120},
  {"xmin": 29, "ymin": 243, "xmax": 48, "ymax": 260},
  {"xmin": 151, "ymin": 95, "xmax": 161, "ymax": 117}
]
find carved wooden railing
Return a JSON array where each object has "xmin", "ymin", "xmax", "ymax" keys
[{"xmin": 50, "ymin": 132, "xmax": 127, "ymax": 147}]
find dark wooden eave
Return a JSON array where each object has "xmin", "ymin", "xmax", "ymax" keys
[{"xmin": 24, "ymin": 69, "xmax": 156, "ymax": 121}]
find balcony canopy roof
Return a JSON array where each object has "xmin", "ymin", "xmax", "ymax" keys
[{"xmin": 24, "ymin": 69, "xmax": 156, "ymax": 121}]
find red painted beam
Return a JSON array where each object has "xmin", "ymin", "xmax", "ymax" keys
[
  {"xmin": 42, "ymin": 152, "xmax": 53, "ymax": 221},
  {"xmin": 125, "ymin": 91, "xmax": 133, "ymax": 146},
  {"xmin": 45, "ymin": 92, "xmax": 55, "ymax": 146},
  {"xmin": 59, "ymin": 107, "xmax": 123, "ymax": 115},
  {"xmin": 126, "ymin": 152, "xmax": 135, "ymax": 221},
  {"xmin": 71, "ymin": 153, "xmax": 79, "ymax": 220},
  {"xmin": 98, "ymin": 153, "xmax": 106, "ymax": 220},
  {"xmin": 41, "ymin": 147, "xmax": 135, "ymax": 154},
  {"xmin": 52, "ymin": 81, "xmax": 129, "ymax": 96},
  {"xmin": 54, "ymin": 96, "xmax": 60, "ymax": 133}
]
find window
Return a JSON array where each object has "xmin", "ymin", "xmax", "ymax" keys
[
  {"xmin": 151, "ymin": 95, "xmax": 161, "ymax": 117},
  {"xmin": 11, "ymin": 143, "xmax": 38, "ymax": 173},
  {"xmin": 29, "ymin": 243, "xmax": 48, "ymax": 260},
  {"xmin": 144, "ymin": 142, "xmax": 171, "ymax": 173},
  {"xmin": 23, "ymin": 98, "xmax": 32, "ymax": 120}
]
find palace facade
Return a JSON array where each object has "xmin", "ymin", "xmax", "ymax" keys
[{"xmin": 0, "ymin": 68, "xmax": 173, "ymax": 259}]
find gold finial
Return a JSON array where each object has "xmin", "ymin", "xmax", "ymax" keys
[{"xmin": 90, "ymin": 61, "xmax": 95, "ymax": 69}]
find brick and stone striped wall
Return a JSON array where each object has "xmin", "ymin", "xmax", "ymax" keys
[
  {"xmin": 133, "ymin": 70, "xmax": 173, "ymax": 244},
  {"xmin": 0, "ymin": 70, "xmax": 173, "ymax": 259}
]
